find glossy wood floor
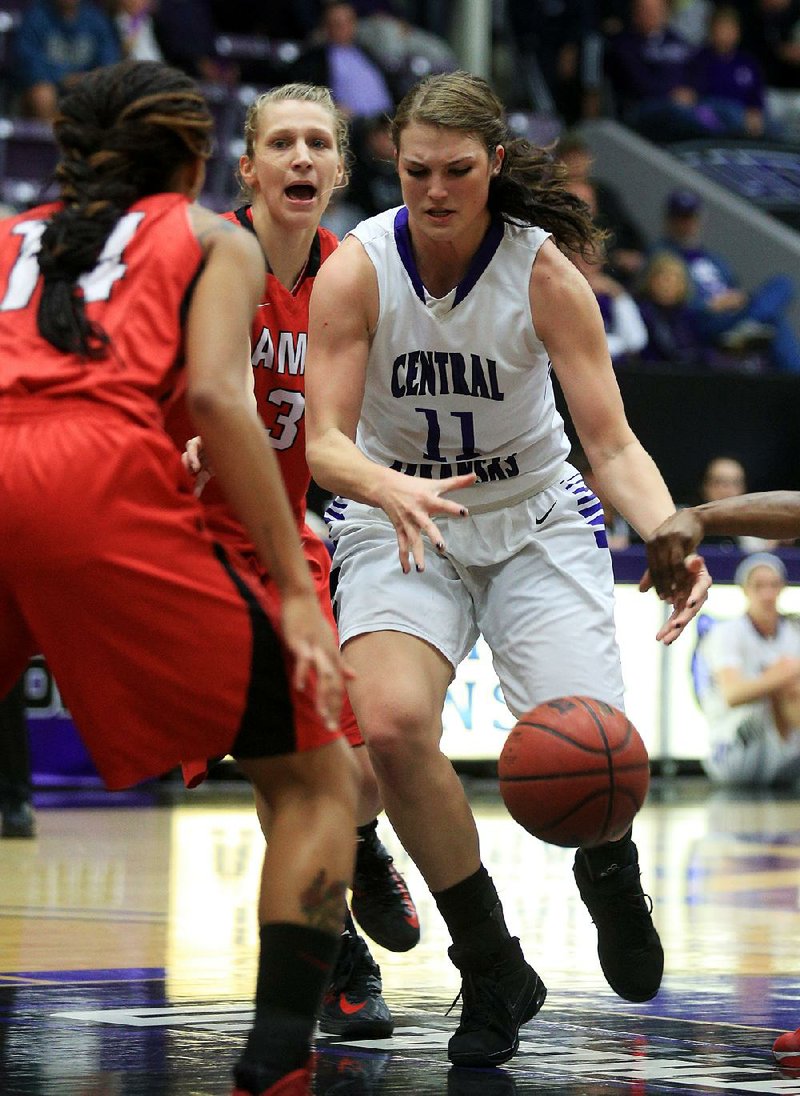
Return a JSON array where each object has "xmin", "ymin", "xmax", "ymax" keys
[{"xmin": 2, "ymin": 776, "xmax": 800, "ymax": 1095}]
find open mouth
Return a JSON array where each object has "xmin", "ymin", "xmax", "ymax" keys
[{"xmin": 285, "ymin": 183, "xmax": 317, "ymax": 201}]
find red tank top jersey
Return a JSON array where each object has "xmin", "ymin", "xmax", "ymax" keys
[
  {"xmin": 0, "ymin": 194, "xmax": 202, "ymax": 424},
  {"xmin": 165, "ymin": 208, "xmax": 338, "ymax": 554}
]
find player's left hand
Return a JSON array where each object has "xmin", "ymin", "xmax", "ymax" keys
[
  {"xmin": 641, "ymin": 554, "xmax": 711, "ymax": 645},
  {"xmin": 182, "ymin": 435, "xmax": 213, "ymax": 497},
  {"xmin": 280, "ymin": 590, "xmax": 355, "ymax": 731}
]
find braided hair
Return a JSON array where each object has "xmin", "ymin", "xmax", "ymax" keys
[
  {"xmin": 391, "ymin": 72, "xmax": 607, "ymax": 259},
  {"xmin": 38, "ymin": 60, "xmax": 213, "ymax": 359}
]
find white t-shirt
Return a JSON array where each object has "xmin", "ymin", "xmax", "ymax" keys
[{"xmin": 698, "ymin": 613, "xmax": 800, "ymax": 742}]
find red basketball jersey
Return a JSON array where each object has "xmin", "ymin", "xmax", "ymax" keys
[
  {"xmin": 165, "ymin": 208, "xmax": 338, "ymax": 553},
  {"xmin": 0, "ymin": 194, "xmax": 202, "ymax": 424}
]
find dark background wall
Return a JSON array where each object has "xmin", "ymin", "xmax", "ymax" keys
[{"xmin": 554, "ymin": 369, "xmax": 800, "ymax": 505}]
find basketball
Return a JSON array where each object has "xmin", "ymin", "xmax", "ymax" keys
[{"xmin": 498, "ymin": 696, "xmax": 650, "ymax": 848}]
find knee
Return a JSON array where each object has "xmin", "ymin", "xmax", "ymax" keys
[{"xmin": 358, "ymin": 701, "xmax": 436, "ymax": 783}]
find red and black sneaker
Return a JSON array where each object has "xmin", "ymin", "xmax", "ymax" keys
[
  {"xmin": 351, "ymin": 821, "xmax": 420, "ymax": 953},
  {"xmin": 232, "ymin": 1062, "xmax": 312, "ymax": 1095},
  {"xmin": 318, "ymin": 921, "xmax": 394, "ymax": 1040}
]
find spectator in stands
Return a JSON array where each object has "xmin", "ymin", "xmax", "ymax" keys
[
  {"xmin": 555, "ymin": 131, "xmax": 647, "ymax": 288},
  {"xmin": 694, "ymin": 552, "xmax": 800, "ymax": 787},
  {"xmin": 292, "ymin": 0, "xmax": 395, "ymax": 118},
  {"xmin": 356, "ymin": 8, "xmax": 457, "ymax": 99},
  {"xmin": 0, "ymin": 676, "xmax": 35, "ymax": 839},
  {"xmin": 13, "ymin": 0, "xmax": 122, "ymax": 121},
  {"xmin": 669, "ymin": 0, "xmax": 712, "ymax": 46},
  {"xmin": 691, "ymin": 5, "xmax": 778, "ymax": 139},
  {"xmin": 567, "ymin": 180, "xmax": 648, "ymax": 367},
  {"xmin": 109, "ymin": 0, "xmax": 163, "ymax": 62},
  {"xmin": 635, "ymin": 251, "xmax": 708, "ymax": 370},
  {"xmin": 696, "ymin": 455, "xmax": 779, "ymax": 551},
  {"xmin": 658, "ymin": 189, "xmax": 800, "ymax": 373},
  {"xmin": 604, "ymin": 0, "xmax": 729, "ymax": 141}
]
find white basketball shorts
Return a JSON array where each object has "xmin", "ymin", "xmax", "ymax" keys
[{"xmin": 326, "ymin": 463, "xmax": 625, "ymax": 718}]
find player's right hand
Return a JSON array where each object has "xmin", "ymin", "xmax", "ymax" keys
[
  {"xmin": 641, "ymin": 508, "xmax": 706, "ymax": 601},
  {"xmin": 376, "ymin": 469, "xmax": 477, "ymax": 574}
]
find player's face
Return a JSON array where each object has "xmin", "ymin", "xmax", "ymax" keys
[
  {"xmin": 396, "ymin": 123, "xmax": 503, "ymax": 246},
  {"xmin": 744, "ymin": 567, "xmax": 784, "ymax": 613},
  {"xmin": 241, "ymin": 99, "xmax": 344, "ymax": 227}
]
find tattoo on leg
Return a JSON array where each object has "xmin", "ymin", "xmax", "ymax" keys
[{"xmin": 301, "ymin": 871, "xmax": 349, "ymax": 933}]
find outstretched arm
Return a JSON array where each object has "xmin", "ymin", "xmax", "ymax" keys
[
  {"xmin": 642, "ymin": 492, "xmax": 800, "ymax": 611},
  {"xmin": 532, "ymin": 240, "xmax": 711, "ymax": 641}
]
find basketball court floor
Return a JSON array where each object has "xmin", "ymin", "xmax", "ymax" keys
[{"xmin": 2, "ymin": 775, "xmax": 800, "ymax": 1095}]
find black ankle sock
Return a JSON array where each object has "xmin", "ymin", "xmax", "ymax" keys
[
  {"xmin": 433, "ymin": 865, "xmax": 510, "ymax": 950},
  {"xmin": 240, "ymin": 921, "xmax": 341, "ymax": 1078},
  {"xmin": 580, "ymin": 829, "xmax": 636, "ymax": 879},
  {"xmin": 242, "ymin": 920, "xmax": 340, "ymax": 1071}
]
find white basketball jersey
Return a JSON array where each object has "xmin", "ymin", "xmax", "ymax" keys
[{"xmin": 348, "ymin": 207, "xmax": 570, "ymax": 510}]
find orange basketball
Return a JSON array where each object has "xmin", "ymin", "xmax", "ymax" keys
[{"xmin": 498, "ymin": 696, "xmax": 650, "ymax": 848}]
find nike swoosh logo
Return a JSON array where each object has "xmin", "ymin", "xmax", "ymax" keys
[
  {"xmin": 339, "ymin": 995, "xmax": 366, "ymax": 1015},
  {"xmin": 535, "ymin": 501, "xmax": 556, "ymax": 525}
]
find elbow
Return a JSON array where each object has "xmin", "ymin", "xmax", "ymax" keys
[{"xmin": 306, "ymin": 436, "xmax": 329, "ymax": 489}]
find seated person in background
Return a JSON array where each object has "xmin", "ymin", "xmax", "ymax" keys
[
  {"xmin": 604, "ymin": 0, "xmax": 727, "ymax": 141},
  {"xmin": 690, "ymin": 5, "xmax": 779, "ymax": 139},
  {"xmin": 695, "ymin": 553, "xmax": 800, "ymax": 787},
  {"xmin": 555, "ymin": 131, "xmax": 647, "ymax": 288},
  {"xmin": 111, "ymin": 0, "xmax": 163, "ymax": 62},
  {"xmin": 696, "ymin": 456, "xmax": 779, "ymax": 552},
  {"xmin": 669, "ymin": 0, "xmax": 713, "ymax": 46},
  {"xmin": 658, "ymin": 189, "xmax": 800, "ymax": 374},
  {"xmin": 566, "ymin": 181, "xmax": 648, "ymax": 367},
  {"xmin": 291, "ymin": 0, "xmax": 395, "ymax": 118},
  {"xmin": 635, "ymin": 251, "xmax": 708, "ymax": 369},
  {"xmin": 14, "ymin": 0, "xmax": 122, "ymax": 121},
  {"xmin": 356, "ymin": 7, "xmax": 458, "ymax": 99}
]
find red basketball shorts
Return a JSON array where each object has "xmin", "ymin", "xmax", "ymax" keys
[{"xmin": 0, "ymin": 402, "xmax": 342, "ymax": 791}]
